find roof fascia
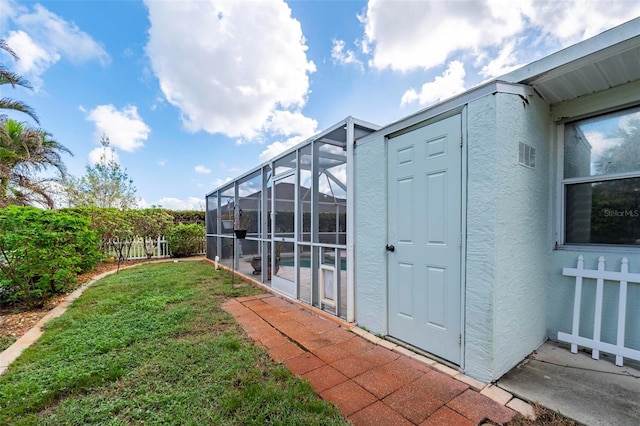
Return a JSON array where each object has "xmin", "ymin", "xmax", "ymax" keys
[
  {"xmin": 500, "ymin": 17, "xmax": 640, "ymax": 84},
  {"xmin": 357, "ymin": 81, "xmax": 533, "ymax": 143}
]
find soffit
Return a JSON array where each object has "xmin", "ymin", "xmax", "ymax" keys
[{"xmin": 521, "ymin": 41, "xmax": 640, "ymax": 105}]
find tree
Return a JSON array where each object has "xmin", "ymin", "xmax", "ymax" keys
[
  {"xmin": 65, "ymin": 135, "xmax": 138, "ymax": 209},
  {"xmin": 0, "ymin": 118, "xmax": 72, "ymax": 208},
  {"xmin": 1, "ymin": 39, "xmax": 39, "ymax": 123},
  {"xmin": 0, "ymin": 40, "xmax": 68, "ymax": 209},
  {"xmin": 129, "ymin": 208, "xmax": 173, "ymax": 258}
]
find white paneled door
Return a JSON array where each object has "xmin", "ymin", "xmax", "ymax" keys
[{"xmin": 387, "ymin": 115, "xmax": 462, "ymax": 364}]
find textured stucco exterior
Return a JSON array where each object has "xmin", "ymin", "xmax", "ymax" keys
[
  {"xmin": 355, "ymin": 90, "xmax": 551, "ymax": 382},
  {"xmin": 490, "ymin": 93, "xmax": 550, "ymax": 379},
  {"xmin": 354, "ymin": 135, "xmax": 388, "ymax": 335},
  {"xmin": 464, "ymin": 92, "xmax": 550, "ymax": 382},
  {"xmin": 354, "ymin": 81, "xmax": 638, "ymax": 383},
  {"xmin": 464, "ymin": 95, "xmax": 498, "ymax": 380}
]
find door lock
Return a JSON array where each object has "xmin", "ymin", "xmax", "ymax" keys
[{"xmin": 385, "ymin": 244, "xmax": 395, "ymax": 252}]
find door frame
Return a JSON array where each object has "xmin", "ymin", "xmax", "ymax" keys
[{"xmin": 384, "ymin": 107, "xmax": 468, "ymax": 369}]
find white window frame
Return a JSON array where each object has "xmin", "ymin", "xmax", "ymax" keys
[{"xmin": 558, "ymin": 105, "xmax": 640, "ymax": 250}]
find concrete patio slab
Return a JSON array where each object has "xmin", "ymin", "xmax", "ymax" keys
[{"xmin": 498, "ymin": 340, "xmax": 640, "ymax": 426}]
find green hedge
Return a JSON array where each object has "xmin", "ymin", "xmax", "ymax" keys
[
  {"xmin": 0, "ymin": 206, "xmax": 101, "ymax": 307},
  {"xmin": 166, "ymin": 210, "xmax": 205, "ymax": 226},
  {"xmin": 167, "ymin": 224, "xmax": 205, "ymax": 257}
]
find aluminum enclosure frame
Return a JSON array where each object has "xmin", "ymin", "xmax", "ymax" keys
[{"xmin": 205, "ymin": 117, "xmax": 380, "ymax": 322}]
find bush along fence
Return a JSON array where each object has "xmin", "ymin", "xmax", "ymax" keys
[
  {"xmin": 103, "ymin": 236, "xmax": 206, "ymax": 261},
  {"xmin": 0, "ymin": 206, "xmax": 205, "ymax": 307},
  {"xmin": 0, "ymin": 206, "xmax": 101, "ymax": 308}
]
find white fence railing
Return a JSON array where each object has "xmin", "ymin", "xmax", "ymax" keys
[
  {"xmin": 558, "ymin": 255, "xmax": 640, "ymax": 366},
  {"xmin": 103, "ymin": 236, "xmax": 206, "ymax": 260}
]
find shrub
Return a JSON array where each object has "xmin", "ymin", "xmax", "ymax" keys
[
  {"xmin": 165, "ymin": 210, "xmax": 205, "ymax": 226},
  {"xmin": 62, "ymin": 207, "xmax": 132, "ymax": 256},
  {"xmin": 166, "ymin": 224, "xmax": 204, "ymax": 257},
  {"xmin": 0, "ymin": 206, "xmax": 101, "ymax": 307},
  {"xmin": 128, "ymin": 209, "xmax": 173, "ymax": 258}
]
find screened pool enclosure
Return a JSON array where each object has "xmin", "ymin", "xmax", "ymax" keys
[{"xmin": 206, "ymin": 118, "xmax": 378, "ymax": 321}]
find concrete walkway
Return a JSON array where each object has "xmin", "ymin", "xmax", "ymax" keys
[
  {"xmin": 498, "ymin": 340, "xmax": 640, "ymax": 426},
  {"xmin": 223, "ymin": 294, "xmax": 534, "ymax": 425}
]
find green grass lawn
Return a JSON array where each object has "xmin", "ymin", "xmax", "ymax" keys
[
  {"xmin": 0, "ymin": 261, "xmax": 347, "ymax": 425},
  {"xmin": 0, "ymin": 336, "xmax": 17, "ymax": 352}
]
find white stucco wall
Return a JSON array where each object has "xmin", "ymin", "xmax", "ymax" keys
[
  {"xmin": 354, "ymin": 135, "xmax": 388, "ymax": 334},
  {"xmin": 492, "ymin": 93, "xmax": 550, "ymax": 377},
  {"xmin": 465, "ymin": 92, "xmax": 550, "ymax": 382},
  {"xmin": 356, "ymin": 91, "xmax": 552, "ymax": 382},
  {"xmin": 465, "ymin": 95, "xmax": 499, "ymax": 381}
]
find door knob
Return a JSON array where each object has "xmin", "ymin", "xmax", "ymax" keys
[{"xmin": 385, "ymin": 244, "xmax": 395, "ymax": 252}]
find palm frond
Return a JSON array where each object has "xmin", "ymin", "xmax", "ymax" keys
[
  {"xmin": 0, "ymin": 66, "xmax": 33, "ymax": 89},
  {"xmin": 0, "ymin": 39, "xmax": 19, "ymax": 61},
  {"xmin": 0, "ymin": 119, "xmax": 71, "ymax": 208},
  {"xmin": 0, "ymin": 98, "xmax": 39, "ymax": 124}
]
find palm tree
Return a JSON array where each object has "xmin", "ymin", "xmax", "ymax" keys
[
  {"xmin": 0, "ymin": 39, "xmax": 69, "ymax": 209},
  {"xmin": 0, "ymin": 39, "xmax": 39, "ymax": 123},
  {"xmin": 0, "ymin": 119, "xmax": 72, "ymax": 208}
]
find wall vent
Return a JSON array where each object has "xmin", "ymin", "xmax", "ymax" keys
[{"xmin": 519, "ymin": 142, "xmax": 536, "ymax": 168}]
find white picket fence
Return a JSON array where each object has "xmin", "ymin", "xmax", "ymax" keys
[
  {"xmin": 558, "ymin": 255, "xmax": 640, "ymax": 366},
  {"xmin": 103, "ymin": 236, "xmax": 206, "ymax": 260}
]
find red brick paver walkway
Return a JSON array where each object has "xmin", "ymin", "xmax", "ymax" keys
[{"xmin": 222, "ymin": 294, "xmax": 518, "ymax": 426}]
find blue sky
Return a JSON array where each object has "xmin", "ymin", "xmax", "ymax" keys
[{"xmin": 1, "ymin": 0, "xmax": 638, "ymax": 209}]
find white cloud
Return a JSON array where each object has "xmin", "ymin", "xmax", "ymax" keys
[
  {"xmin": 4, "ymin": 30, "xmax": 59, "ymax": 90},
  {"xmin": 86, "ymin": 104, "xmax": 151, "ymax": 152},
  {"xmin": 361, "ymin": 0, "xmax": 525, "ymax": 72},
  {"xmin": 401, "ymin": 61, "xmax": 466, "ymax": 107},
  {"xmin": 263, "ymin": 110, "xmax": 317, "ymax": 139},
  {"xmin": 144, "ymin": 0, "xmax": 316, "ymax": 141},
  {"xmin": 88, "ymin": 146, "xmax": 119, "ymax": 165},
  {"xmin": 619, "ymin": 111, "xmax": 640, "ymax": 135},
  {"xmin": 360, "ymin": 0, "xmax": 640, "ymax": 73},
  {"xmin": 137, "ymin": 198, "xmax": 151, "ymax": 209},
  {"xmin": 158, "ymin": 159, "xmax": 167, "ymax": 166},
  {"xmin": 479, "ymin": 40, "xmax": 523, "ymax": 79},
  {"xmin": 212, "ymin": 177, "xmax": 233, "ymax": 189},
  {"xmin": 521, "ymin": 1, "xmax": 640, "ymax": 44},
  {"xmin": 258, "ymin": 134, "xmax": 308, "ymax": 163},
  {"xmin": 157, "ymin": 196, "xmax": 204, "ymax": 211},
  {"xmin": 14, "ymin": 4, "xmax": 109, "ymax": 65},
  {"xmin": 2, "ymin": 2, "xmax": 109, "ymax": 85},
  {"xmin": 150, "ymin": 96, "xmax": 165, "ymax": 111},
  {"xmin": 0, "ymin": 0, "xmax": 21, "ymax": 25},
  {"xmin": 331, "ymin": 39, "xmax": 363, "ymax": 71},
  {"xmin": 318, "ymin": 163, "xmax": 346, "ymax": 198},
  {"xmin": 195, "ymin": 165, "xmax": 211, "ymax": 174},
  {"xmin": 255, "ymin": 111, "xmax": 317, "ymax": 162}
]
